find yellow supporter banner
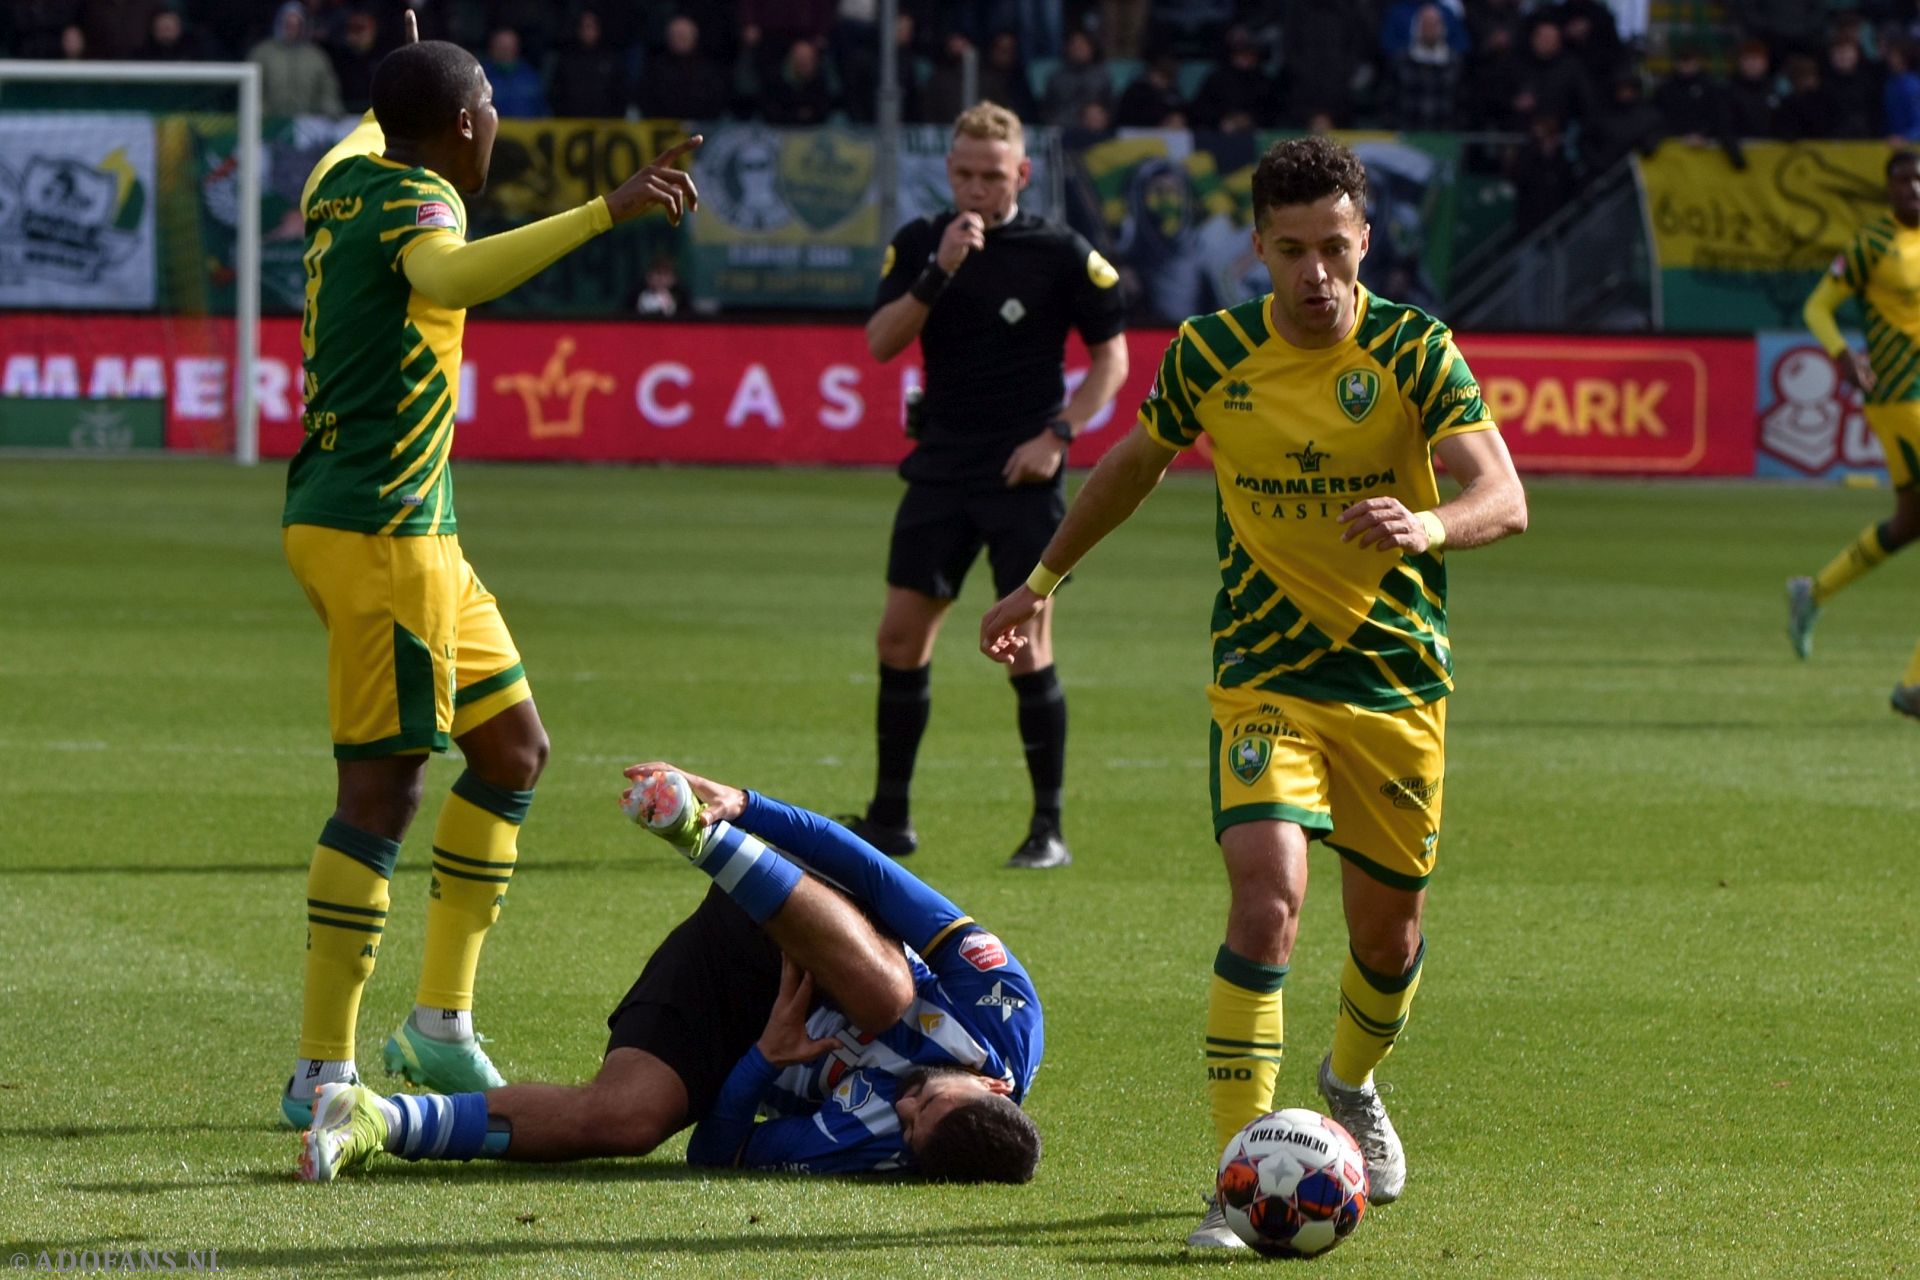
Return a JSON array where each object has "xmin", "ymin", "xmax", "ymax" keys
[{"xmin": 1640, "ymin": 140, "xmax": 1888, "ymax": 274}]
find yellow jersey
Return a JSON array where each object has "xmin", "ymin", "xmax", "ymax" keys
[
  {"xmin": 1811, "ymin": 214, "xmax": 1920, "ymax": 405},
  {"xmin": 1139, "ymin": 287, "xmax": 1497, "ymax": 711}
]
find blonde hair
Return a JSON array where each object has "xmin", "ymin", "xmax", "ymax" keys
[{"xmin": 953, "ymin": 101, "xmax": 1024, "ymax": 146}]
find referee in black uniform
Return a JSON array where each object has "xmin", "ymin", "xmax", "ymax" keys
[{"xmin": 848, "ymin": 101, "xmax": 1129, "ymax": 870}]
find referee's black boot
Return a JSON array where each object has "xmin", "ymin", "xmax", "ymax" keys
[
  {"xmin": 838, "ymin": 814, "xmax": 919, "ymax": 858},
  {"xmin": 1006, "ymin": 817, "xmax": 1071, "ymax": 870}
]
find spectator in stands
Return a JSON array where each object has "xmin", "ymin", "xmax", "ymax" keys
[
  {"xmin": 135, "ymin": 2, "xmax": 217, "ymax": 61},
  {"xmin": 1466, "ymin": 21, "xmax": 1527, "ymax": 129},
  {"xmin": 633, "ymin": 255, "xmax": 689, "ymax": 319},
  {"xmin": 1114, "ymin": 51, "xmax": 1187, "ymax": 128},
  {"xmin": 1724, "ymin": 39, "xmax": 1778, "ymax": 139},
  {"xmin": 326, "ymin": 9, "xmax": 380, "ymax": 112},
  {"xmin": 1583, "ymin": 71, "xmax": 1664, "ymax": 175},
  {"xmin": 1886, "ymin": 41, "xmax": 1920, "ymax": 142},
  {"xmin": 1652, "ymin": 44, "xmax": 1727, "ymax": 144},
  {"xmin": 548, "ymin": 9, "xmax": 627, "ymax": 119},
  {"xmin": 1467, "ymin": 0, "xmax": 1525, "ymax": 60},
  {"xmin": 1515, "ymin": 18, "xmax": 1595, "ymax": 128},
  {"xmin": 1189, "ymin": 24, "xmax": 1280, "ymax": 132},
  {"xmin": 1510, "ymin": 113, "xmax": 1581, "ymax": 235},
  {"xmin": 1825, "ymin": 37, "xmax": 1884, "ymax": 139},
  {"xmin": 1389, "ymin": 4, "xmax": 1463, "ymax": 131},
  {"xmin": 760, "ymin": 36, "xmax": 838, "ymax": 124},
  {"xmin": 1558, "ymin": 0, "xmax": 1624, "ymax": 91},
  {"xmin": 1041, "ymin": 28, "xmax": 1113, "ymax": 129},
  {"xmin": 1379, "ymin": 0, "xmax": 1467, "ymax": 62},
  {"xmin": 1732, "ymin": 0, "xmax": 1825, "ymax": 62},
  {"xmin": 9, "ymin": 2, "xmax": 82, "ymax": 60},
  {"xmin": 640, "ymin": 14, "xmax": 733, "ymax": 122},
  {"xmin": 1772, "ymin": 54, "xmax": 1834, "ymax": 140},
  {"xmin": 984, "ymin": 30, "xmax": 1038, "ymax": 121},
  {"xmin": 484, "ymin": 26, "xmax": 549, "ymax": 119},
  {"xmin": 59, "ymin": 22, "xmax": 87, "ymax": 58},
  {"xmin": 919, "ymin": 32, "xmax": 1026, "ymax": 124},
  {"xmin": 250, "ymin": 4, "xmax": 343, "ymax": 117},
  {"xmin": 83, "ymin": 0, "xmax": 156, "ymax": 60},
  {"xmin": 831, "ymin": 0, "xmax": 882, "ymax": 123},
  {"xmin": 1282, "ymin": 0, "xmax": 1373, "ymax": 128},
  {"xmin": 1077, "ymin": 99, "xmax": 1113, "ymax": 132}
]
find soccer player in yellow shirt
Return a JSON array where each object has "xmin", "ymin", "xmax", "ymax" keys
[
  {"xmin": 280, "ymin": 13, "xmax": 700, "ymax": 1126},
  {"xmin": 1791, "ymin": 151, "xmax": 1920, "ymax": 717},
  {"xmin": 980, "ymin": 136, "xmax": 1527, "ymax": 1248}
]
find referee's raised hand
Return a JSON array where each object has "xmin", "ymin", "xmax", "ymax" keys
[{"xmin": 937, "ymin": 211, "xmax": 987, "ymax": 273}]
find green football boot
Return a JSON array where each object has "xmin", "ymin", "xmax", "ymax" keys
[
  {"xmin": 382, "ymin": 1018, "xmax": 506, "ymax": 1092},
  {"xmin": 297, "ymin": 1082, "xmax": 387, "ymax": 1183},
  {"xmin": 1786, "ymin": 576, "xmax": 1819, "ymax": 660}
]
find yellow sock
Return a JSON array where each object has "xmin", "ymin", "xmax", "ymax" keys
[
  {"xmin": 298, "ymin": 823, "xmax": 398, "ymax": 1062},
  {"xmin": 1812, "ymin": 524, "xmax": 1890, "ymax": 604},
  {"xmin": 1904, "ymin": 640, "xmax": 1920, "ymax": 688},
  {"xmin": 1206, "ymin": 946, "xmax": 1287, "ymax": 1154},
  {"xmin": 1329, "ymin": 939, "xmax": 1425, "ymax": 1088},
  {"xmin": 416, "ymin": 771, "xmax": 531, "ymax": 1011}
]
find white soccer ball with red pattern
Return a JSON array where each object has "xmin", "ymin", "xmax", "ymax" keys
[{"xmin": 1215, "ymin": 1108, "xmax": 1369, "ymax": 1258}]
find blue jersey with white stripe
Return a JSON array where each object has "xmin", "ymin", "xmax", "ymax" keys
[{"xmin": 683, "ymin": 793, "xmax": 1044, "ymax": 1174}]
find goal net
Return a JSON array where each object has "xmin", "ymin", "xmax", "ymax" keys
[{"xmin": 0, "ymin": 60, "xmax": 262, "ymax": 461}]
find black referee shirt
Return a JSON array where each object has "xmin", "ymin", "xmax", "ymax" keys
[{"xmin": 875, "ymin": 208, "xmax": 1127, "ymax": 486}]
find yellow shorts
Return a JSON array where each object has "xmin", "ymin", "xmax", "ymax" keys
[
  {"xmin": 1209, "ymin": 685, "xmax": 1446, "ymax": 891},
  {"xmin": 284, "ymin": 525, "xmax": 531, "ymax": 761},
  {"xmin": 1864, "ymin": 402, "xmax": 1920, "ymax": 490}
]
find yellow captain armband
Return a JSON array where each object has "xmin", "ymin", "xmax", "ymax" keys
[
  {"xmin": 1025, "ymin": 563, "xmax": 1066, "ymax": 597},
  {"xmin": 1417, "ymin": 510, "xmax": 1448, "ymax": 549}
]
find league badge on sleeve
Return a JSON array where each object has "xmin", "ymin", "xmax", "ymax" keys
[
  {"xmin": 415, "ymin": 201, "xmax": 458, "ymax": 229},
  {"xmin": 958, "ymin": 932, "xmax": 1008, "ymax": 972}
]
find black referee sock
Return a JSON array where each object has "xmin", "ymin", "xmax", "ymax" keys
[
  {"xmin": 868, "ymin": 662, "xmax": 931, "ymax": 830},
  {"xmin": 1011, "ymin": 665, "xmax": 1066, "ymax": 830}
]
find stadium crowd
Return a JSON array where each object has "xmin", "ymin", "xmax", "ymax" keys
[
  {"xmin": 1, "ymin": 1, "xmax": 1907, "ymax": 141},
  {"xmin": 1, "ymin": 0, "xmax": 1904, "ymax": 242}
]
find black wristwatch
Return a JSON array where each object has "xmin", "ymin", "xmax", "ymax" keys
[{"xmin": 1046, "ymin": 417, "xmax": 1075, "ymax": 443}]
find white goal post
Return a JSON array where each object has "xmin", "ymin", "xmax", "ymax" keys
[{"xmin": 0, "ymin": 59, "xmax": 262, "ymax": 463}]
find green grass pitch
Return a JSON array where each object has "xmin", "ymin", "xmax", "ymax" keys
[{"xmin": 2, "ymin": 460, "xmax": 1916, "ymax": 1278}]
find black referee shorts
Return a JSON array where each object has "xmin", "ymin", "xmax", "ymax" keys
[
  {"xmin": 605, "ymin": 884, "xmax": 782, "ymax": 1120},
  {"xmin": 885, "ymin": 480, "xmax": 1067, "ymax": 601}
]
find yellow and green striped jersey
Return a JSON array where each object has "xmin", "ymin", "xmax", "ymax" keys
[
  {"xmin": 1139, "ymin": 287, "xmax": 1497, "ymax": 711},
  {"xmin": 283, "ymin": 118, "xmax": 468, "ymax": 535},
  {"xmin": 1832, "ymin": 214, "xmax": 1920, "ymax": 405}
]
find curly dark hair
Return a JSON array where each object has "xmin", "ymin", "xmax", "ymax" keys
[
  {"xmin": 914, "ymin": 1094, "xmax": 1041, "ymax": 1184},
  {"xmin": 1889, "ymin": 150, "xmax": 1920, "ymax": 178},
  {"xmin": 1250, "ymin": 136, "xmax": 1369, "ymax": 224},
  {"xmin": 372, "ymin": 40, "xmax": 482, "ymax": 143}
]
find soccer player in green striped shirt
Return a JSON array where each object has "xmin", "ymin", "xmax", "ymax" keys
[
  {"xmin": 1791, "ymin": 150, "xmax": 1920, "ymax": 717},
  {"xmin": 280, "ymin": 18, "xmax": 701, "ymax": 1126}
]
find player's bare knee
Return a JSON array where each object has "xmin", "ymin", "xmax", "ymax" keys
[
  {"xmin": 836, "ymin": 962, "xmax": 916, "ymax": 1033},
  {"xmin": 1347, "ymin": 927, "xmax": 1420, "ymax": 979},
  {"xmin": 1883, "ymin": 506, "xmax": 1920, "ymax": 548},
  {"xmin": 589, "ymin": 1086, "xmax": 674, "ymax": 1156}
]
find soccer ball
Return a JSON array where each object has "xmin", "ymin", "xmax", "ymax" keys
[{"xmin": 1216, "ymin": 1108, "xmax": 1369, "ymax": 1258}]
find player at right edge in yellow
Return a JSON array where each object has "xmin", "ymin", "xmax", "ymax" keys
[
  {"xmin": 980, "ymin": 137, "xmax": 1527, "ymax": 1248},
  {"xmin": 1791, "ymin": 150, "xmax": 1920, "ymax": 717}
]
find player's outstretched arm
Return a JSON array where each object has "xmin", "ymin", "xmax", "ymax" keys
[
  {"xmin": 401, "ymin": 136, "xmax": 701, "ymax": 311},
  {"xmin": 1803, "ymin": 272, "xmax": 1875, "ymax": 393},
  {"xmin": 982, "ymin": 423, "xmax": 1178, "ymax": 663}
]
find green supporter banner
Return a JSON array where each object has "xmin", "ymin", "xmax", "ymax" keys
[
  {"xmin": 1638, "ymin": 140, "xmax": 1888, "ymax": 332},
  {"xmin": 685, "ymin": 122, "xmax": 1063, "ymax": 309},
  {"xmin": 1064, "ymin": 129, "xmax": 1464, "ymax": 327}
]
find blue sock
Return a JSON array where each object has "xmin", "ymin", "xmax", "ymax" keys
[
  {"xmin": 697, "ymin": 822, "xmax": 804, "ymax": 924},
  {"xmin": 386, "ymin": 1091, "xmax": 492, "ymax": 1161}
]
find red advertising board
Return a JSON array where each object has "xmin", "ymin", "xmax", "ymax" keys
[
  {"xmin": 1455, "ymin": 334, "xmax": 1756, "ymax": 475},
  {"xmin": 0, "ymin": 316, "xmax": 1753, "ymax": 476}
]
